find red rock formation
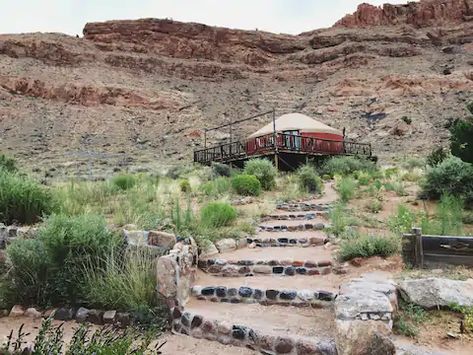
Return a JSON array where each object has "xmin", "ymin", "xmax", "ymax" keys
[{"xmin": 335, "ymin": 0, "xmax": 473, "ymax": 28}]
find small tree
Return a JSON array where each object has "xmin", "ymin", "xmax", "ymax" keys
[{"xmin": 450, "ymin": 102, "xmax": 473, "ymax": 163}]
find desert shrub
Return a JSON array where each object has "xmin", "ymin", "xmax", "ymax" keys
[
  {"xmin": 244, "ymin": 158, "xmax": 277, "ymax": 190},
  {"xmin": 170, "ymin": 198, "xmax": 194, "ymax": 234},
  {"xmin": 200, "ymin": 177, "xmax": 232, "ymax": 197},
  {"xmin": 388, "ymin": 204, "xmax": 416, "ymax": 235},
  {"xmin": 394, "ymin": 301, "xmax": 428, "ymax": 338},
  {"xmin": 450, "ymin": 119, "xmax": 473, "ymax": 164},
  {"xmin": 401, "ymin": 157, "xmax": 425, "ymax": 170},
  {"xmin": 365, "ymin": 199, "xmax": 383, "ymax": 213},
  {"xmin": 339, "ymin": 233, "xmax": 400, "ymax": 261},
  {"xmin": 179, "ymin": 179, "xmax": 191, "ymax": 193},
  {"xmin": 329, "ymin": 203, "xmax": 351, "ymax": 237},
  {"xmin": 336, "ymin": 176, "xmax": 357, "ymax": 202},
  {"xmin": 200, "ymin": 202, "xmax": 237, "ymax": 228},
  {"xmin": 6, "ymin": 238, "xmax": 52, "ymax": 305},
  {"xmin": 421, "ymin": 156, "xmax": 473, "ymax": 207},
  {"xmin": 297, "ymin": 165, "xmax": 323, "ymax": 193},
  {"xmin": 421, "ymin": 194, "xmax": 464, "ymax": 235},
  {"xmin": 82, "ymin": 247, "xmax": 158, "ymax": 311},
  {"xmin": 0, "ymin": 154, "xmax": 17, "ymax": 173},
  {"xmin": 450, "ymin": 304, "xmax": 473, "ymax": 333},
  {"xmin": 111, "ymin": 174, "xmax": 136, "ymax": 190},
  {"xmin": 323, "ymin": 156, "xmax": 376, "ymax": 177},
  {"xmin": 384, "ymin": 180, "xmax": 407, "ymax": 196},
  {"xmin": 0, "ymin": 170, "xmax": 52, "ymax": 225},
  {"xmin": 231, "ymin": 174, "xmax": 261, "ymax": 196},
  {"xmin": 427, "ymin": 147, "xmax": 448, "ymax": 167},
  {"xmin": 211, "ymin": 162, "xmax": 232, "ymax": 177}
]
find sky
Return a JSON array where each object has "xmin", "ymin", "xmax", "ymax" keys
[{"xmin": 0, "ymin": 0, "xmax": 410, "ymax": 36}]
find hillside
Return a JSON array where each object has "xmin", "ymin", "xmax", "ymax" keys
[{"xmin": 0, "ymin": 0, "xmax": 472, "ymax": 177}]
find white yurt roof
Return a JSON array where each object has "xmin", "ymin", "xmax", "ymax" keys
[{"xmin": 248, "ymin": 113, "xmax": 342, "ymax": 138}]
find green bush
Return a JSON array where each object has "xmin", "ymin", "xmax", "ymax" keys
[
  {"xmin": 6, "ymin": 214, "xmax": 120, "ymax": 306},
  {"xmin": 323, "ymin": 156, "xmax": 376, "ymax": 177},
  {"xmin": 111, "ymin": 174, "xmax": 136, "ymax": 190},
  {"xmin": 297, "ymin": 165, "xmax": 323, "ymax": 193},
  {"xmin": 339, "ymin": 233, "xmax": 400, "ymax": 261},
  {"xmin": 200, "ymin": 202, "xmax": 237, "ymax": 228},
  {"xmin": 421, "ymin": 156, "xmax": 473, "ymax": 207},
  {"xmin": 200, "ymin": 177, "xmax": 232, "ymax": 197},
  {"xmin": 179, "ymin": 179, "xmax": 191, "ymax": 193},
  {"xmin": 337, "ymin": 176, "xmax": 357, "ymax": 202},
  {"xmin": 0, "ymin": 170, "xmax": 52, "ymax": 225},
  {"xmin": 421, "ymin": 194, "xmax": 464, "ymax": 235},
  {"xmin": 450, "ymin": 119, "xmax": 473, "ymax": 164},
  {"xmin": 0, "ymin": 154, "xmax": 18, "ymax": 173},
  {"xmin": 388, "ymin": 204, "xmax": 416, "ymax": 235},
  {"xmin": 427, "ymin": 147, "xmax": 448, "ymax": 167},
  {"xmin": 211, "ymin": 162, "xmax": 232, "ymax": 177},
  {"xmin": 244, "ymin": 159, "xmax": 277, "ymax": 191},
  {"xmin": 82, "ymin": 247, "xmax": 158, "ymax": 311},
  {"xmin": 329, "ymin": 203, "xmax": 351, "ymax": 237},
  {"xmin": 232, "ymin": 174, "xmax": 261, "ymax": 196}
]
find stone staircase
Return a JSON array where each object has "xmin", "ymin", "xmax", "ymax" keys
[{"xmin": 171, "ymin": 184, "xmax": 341, "ymax": 354}]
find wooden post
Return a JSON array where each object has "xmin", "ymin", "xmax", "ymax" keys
[
  {"xmin": 402, "ymin": 229, "xmax": 417, "ymax": 267},
  {"xmin": 272, "ymin": 108, "xmax": 279, "ymax": 170},
  {"xmin": 413, "ymin": 227, "xmax": 423, "ymax": 268}
]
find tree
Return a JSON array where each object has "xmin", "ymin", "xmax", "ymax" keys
[{"xmin": 450, "ymin": 102, "xmax": 473, "ymax": 164}]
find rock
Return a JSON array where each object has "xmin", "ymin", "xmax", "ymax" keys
[
  {"xmin": 75, "ymin": 307, "xmax": 89, "ymax": 323},
  {"xmin": 200, "ymin": 242, "xmax": 219, "ymax": 258},
  {"xmin": 123, "ymin": 229, "xmax": 148, "ymax": 246},
  {"xmin": 253, "ymin": 265, "xmax": 272, "ymax": 274},
  {"xmin": 87, "ymin": 309, "xmax": 104, "ymax": 325},
  {"xmin": 350, "ymin": 257, "xmax": 363, "ymax": 267},
  {"xmin": 148, "ymin": 231, "xmax": 176, "ymax": 248},
  {"xmin": 42, "ymin": 309, "xmax": 55, "ymax": 318},
  {"xmin": 399, "ymin": 278, "xmax": 473, "ymax": 308},
  {"xmin": 214, "ymin": 238, "xmax": 237, "ymax": 253},
  {"xmin": 116, "ymin": 312, "xmax": 131, "ymax": 327},
  {"xmin": 9, "ymin": 305, "xmax": 25, "ymax": 317},
  {"xmin": 54, "ymin": 307, "xmax": 74, "ymax": 321},
  {"xmin": 103, "ymin": 310, "xmax": 116, "ymax": 324},
  {"xmin": 25, "ymin": 307, "xmax": 42, "ymax": 319}
]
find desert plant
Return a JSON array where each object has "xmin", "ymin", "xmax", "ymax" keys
[
  {"xmin": 297, "ymin": 165, "xmax": 323, "ymax": 193},
  {"xmin": 323, "ymin": 156, "xmax": 376, "ymax": 177},
  {"xmin": 365, "ymin": 199, "xmax": 383, "ymax": 214},
  {"xmin": 200, "ymin": 177, "xmax": 232, "ymax": 197},
  {"xmin": 384, "ymin": 179, "xmax": 407, "ymax": 196},
  {"xmin": 336, "ymin": 176, "xmax": 358, "ymax": 202},
  {"xmin": 0, "ymin": 169, "xmax": 52, "ymax": 225},
  {"xmin": 388, "ymin": 204, "xmax": 416, "ymax": 235},
  {"xmin": 211, "ymin": 162, "xmax": 232, "ymax": 177},
  {"xmin": 450, "ymin": 116, "xmax": 473, "ymax": 164},
  {"xmin": 339, "ymin": 233, "xmax": 400, "ymax": 261},
  {"xmin": 244, "ymin": 158, "xmax": 277, "ymax": 190},
  {"xmin": 170, "ymin": 198, "xmax": 194, "ymax": 234},
  {"xmin": 179, "ymin": 179, "xmax": 191, "ymax": 193},
  {"xmin": 421, "ymin": 156, "xmax": 473, "ymax": 207},
  {"xmin": 328, "ymin": 203, "xmax": 351, "ymax": 237},
  {"xmin": 111, "ymin": 174, "xmax": 136, "ymax": 190},
  {"xmin": 427, "ymin": 147, "xmax": 448, "ymax": 167},
  {"xmin": 394, "ymin": 301, "xmax": 428, "ymax": 338},
  {"xmin": 82, "ymin": 247, "xmax": 158, "ymax": 311},
  {"xmin": 231, "ymin": 174, "xmax": 261, "ymax": 196},
  {"xmin": 200, "ymin": 202, "xmax": 237, "ymax": 228},
  {"xmin": 0, "ymin": 154, "xmax": 18, "ymax": 173}
]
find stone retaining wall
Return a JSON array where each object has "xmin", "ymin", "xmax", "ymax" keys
[
  {"xmin": 258, "ymin": 222, "xmax": 326, "ymax": 232},
  {"xmin": 276, "ymin": 203, "xmax": 331, "ymax": 212},
  {"xmin": 156, "ymin": 237, "xmax": 198, "ymax": 308},
  {"xmin": 191, "ymin": 285, "xmax": 335, "ymax": 306},
  {"xmin": 171, "ymin": 307, "xmax": 337, "ymax": 355},
  {"xmin": 261, "ymin": 212, "xmax": 327, "ymax": 222},
  {"xmin": 198, "ymin": 258, "xmax": 332, "ymax": 276},
  {"xmin": 246, "ymin": 236, "xmax": 327, "ymax": 247}
]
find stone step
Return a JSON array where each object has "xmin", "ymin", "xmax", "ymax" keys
[
  {"xmin": 261, "ymin": 211, "xmax": 328, "ymax": 222},
  {"xmin": 258, "ymin": 221, "xmax": 327, "ymax": 233},
  {"xmin": 172, "ymin": 301, "xmax": 337, "ymax": 355},
  {"xmin": 191, "ymin": 285, "xmax": 335, "ymax": 307},
  {"xmin": 246, "ymin": 231, "xmax": 327, "ymax": 248},
  {"xmin": 276, "ymin": 202, "xmax": 331, "ymax": 213}
]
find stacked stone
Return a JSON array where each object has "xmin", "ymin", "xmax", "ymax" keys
[
  {"xmin": 0, "ymin": 224, "xmax": 37, "ymax": 249},
  {"xmin": 258, "ymin": 222, "xmax": 326, "ymax": 232},
  {"xmin": 276, "ymin": 202, "xmax": 331, "ymax": 212},
  {"xmin": 198, "ymin": 259, "xmax": 332, "ymax": 276},
  {"xmin": 191, "ymin": 285, "xmax": 335, "ymax": 306},
  {"xmin": 246, "ymin": 235, "xmax": 327, "ymax": 247},
  {"xmin": 261, "ymin": 212, "xmax": 328, "ymax": 222},
  {"xmin": 171, "ymin": 308, "xmax": 337, "ymax": 355}
]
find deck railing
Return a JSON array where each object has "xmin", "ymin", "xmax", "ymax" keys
[{"xmin": 194, "ymin": 133, "xmax": 372, "ymax": 165}]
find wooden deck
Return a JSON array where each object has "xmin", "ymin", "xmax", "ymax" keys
[{"xmin": 193, "ymin": 133, "xmax": 372, "ymax": 168}]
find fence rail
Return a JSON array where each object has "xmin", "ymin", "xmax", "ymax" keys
[
  {"xmin": 402, "ymin": 227, "xmax": 473, "ymax": 268},
  {"xmin": 194, "ymin": 133, "xmax": 372, "ymax": 165}
]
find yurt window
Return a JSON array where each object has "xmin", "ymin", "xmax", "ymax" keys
[{"xmin": 283, "ymin": 130, "xmax": 301, "ymax": 150}]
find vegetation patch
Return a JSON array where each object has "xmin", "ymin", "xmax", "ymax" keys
[
  {"xmin": 339, "ymin": 233, "xmax": 400, "ymax": 261},
  {"xmin": 111, "ymin": 173, "xmax": 137, "ymax": 191},
  {"xmin": 336, "ymin": 176, "xmax": 358, "ymax": 202},
  {"xmin": 323, "ymin": 156, "xmax": 376, "ymax": 177},
  {"xmin": 200, "ymin": 201, "xmax": 237, "ymax": 228},
  {"xmin": 394, "ymin": 300, "xmax": 428, "ymax": 338},
  {"xmin": 297, "ymin": 165, "xmax": 323, "ymax": 193},
  {"xmin": 244, "ymin": 158, "xmax": 276, "ymax": 191},
  {"xmin": 232, "ymin": 174, "xmax": 261, "ymax": 196}
]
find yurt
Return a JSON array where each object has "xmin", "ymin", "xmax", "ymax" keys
[{"xmin": 246, "ymin": 113, "xmax": 344, "ymax": 155}]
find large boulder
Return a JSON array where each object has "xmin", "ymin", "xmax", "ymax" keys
[
  {"xmin": 148, "ymin": 230, "xmax": 176, "ymax": 248},
  {"xmin": 123, "ymin": 229, "xmax": 148, "ymax": 246},
  {"xmin": 399, "ymin": 278, "xmax": 473, "ymax": 308}
]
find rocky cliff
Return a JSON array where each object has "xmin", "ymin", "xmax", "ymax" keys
[{"xmin": 0, "ymin": 0, "xmax": 472, "ymax": 178}]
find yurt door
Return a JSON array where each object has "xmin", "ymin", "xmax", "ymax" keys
[{"xmin": 283, "ymin": 130, "xmax": 301, "ymax": 151}]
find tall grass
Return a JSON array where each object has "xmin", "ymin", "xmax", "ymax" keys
[
  {"xmin": 200, "ymin": 202, "xmax": 237, "ymax": 229},
  {"xmin": 200, "ymin": 177, "xmax": 232, "ymax": 198},
  {"xmin": 323, "ymin": 156, "xmax": 376, "ymax": 177},
  {"xmin": 82, "ymin": 247, "xmax": 158, "ymax": 311},
  {"xmin": 336, "ymin": 176, "xmax": 358, "ymax": 202},
  {"xmin": 111, "ymin": 174, "xmax": 137, "ymax": 191},
  {"xmin": 339, "ymin": 233, "xmax": 400, "ymax": 261},
  {"xmin": 0, "ymin": 169, "xmax": 52, "ymax": 225},
  {"xmin": 388, "ymin": 204, "xmax": 416, "ymax": 235}
]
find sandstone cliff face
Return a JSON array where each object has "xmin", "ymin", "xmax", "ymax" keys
[
  {"xmin": 0, "ymin": 0, "xmax": 472, "ymax": 177},
  {"xmin": 336, "ymin": 0, "xmax": 473, "ymax": 28}
]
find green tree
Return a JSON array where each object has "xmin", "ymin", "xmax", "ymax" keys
[{"xmin": 450, "ymin": 103, "xmax": 473, "ymax": 163}]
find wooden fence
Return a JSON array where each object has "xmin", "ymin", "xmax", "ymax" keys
[{"xmin": 402, "ymin": 228, "xmax": 473, "ymax": 268}]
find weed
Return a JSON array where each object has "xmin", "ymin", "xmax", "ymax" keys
[
  {"xmin": 179, "ymin": 179, "xmax": 191, "ymax": 193},
  {"xmin": 339, "ymin": 233, "xmax": 400, "ymax": 261},
  {"xmin": 336, "ymin": 176, "xmax": 358, "ymax": 202},
  {"xmin": 394, "ymin": 300, "xmax": 428, "ymax": 338},
  {"xmin": 365, "ymin": 199, "xmax": 383, "ymax": 213},
  {"xmin": 388, "ymin": 204, "xmax": 416, "ymax": 235}
]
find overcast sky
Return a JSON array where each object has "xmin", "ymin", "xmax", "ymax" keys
[{"xmin": 0, "ymin": 0, "xmax": 410, "ymax": 36}]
